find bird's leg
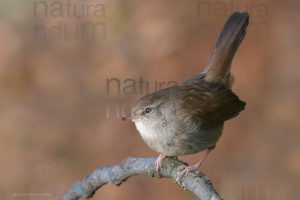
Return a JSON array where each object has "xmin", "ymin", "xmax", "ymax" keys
[
  {"xmin": 178, "ymin": 146, "xmax": 215, "ymax": 178},
  {"xmin": 155, "ymin": 154, "xmax": 167, "ymax": 172}
]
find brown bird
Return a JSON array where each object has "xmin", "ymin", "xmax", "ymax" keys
[{"xmin": 123, "ymin": 12, "xmax": 249, "ymax": 176}]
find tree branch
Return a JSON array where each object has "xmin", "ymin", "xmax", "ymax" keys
[{"xmin": 60, "ymin": 157, "xmax": 223, "ymax": 200}]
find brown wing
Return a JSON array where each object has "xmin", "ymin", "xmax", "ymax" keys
[{"xmin": 178, "ymin": 80, "xmax": 245, "ymax": 129}]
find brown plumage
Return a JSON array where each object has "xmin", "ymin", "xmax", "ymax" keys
[{"xmin": 125, "ymin": 12, "xmax": 249, "ymax": 176}]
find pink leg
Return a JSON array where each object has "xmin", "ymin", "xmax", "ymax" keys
[
  {"xmin": 178, "ymin": 148, "xmax": 214, "ymax": 178},
  {"xmin": 155, "ymin": 154, "xmax": 166, "ymax": 172}
]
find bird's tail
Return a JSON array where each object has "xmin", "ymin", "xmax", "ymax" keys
[{"xmin": 204, "ymin": 12, "xmax": 249, "ymax": 86}]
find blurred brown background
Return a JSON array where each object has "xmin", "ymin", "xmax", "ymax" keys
[{"xmin": 0, "ymin": 0, "xmax": 299, "ymax": 199}]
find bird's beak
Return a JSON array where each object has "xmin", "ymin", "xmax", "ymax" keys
[{"xmin": 121, "ymin": 115, "xmax": 132, "ymax": 121}]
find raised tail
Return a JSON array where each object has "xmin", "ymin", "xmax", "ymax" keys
[{"xmin": 204, "ymin": 12, "xmax": 249, "ymax": 86}]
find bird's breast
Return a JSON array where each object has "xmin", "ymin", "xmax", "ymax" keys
[
  {"xmin": 134, "ymin": 121, "xmax": 159, "ymax": 141},
  {"xmin": 133, "ymin": 119, "xmax": 223, "ymax": 156},
  {"xmin": 134, "ymin": 120, "xmax": 172, "ymax": 154}
]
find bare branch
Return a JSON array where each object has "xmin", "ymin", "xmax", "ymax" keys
[{"xmin": 60, "ymin": 157, "xmax": 223, "ymax": 200}]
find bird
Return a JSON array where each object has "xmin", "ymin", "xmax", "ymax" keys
[{"xmin": 123, "ymin": 12, "xmax": 249, "ymax": 176}]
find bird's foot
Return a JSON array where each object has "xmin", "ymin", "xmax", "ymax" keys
[
  {"xmin": 177, "ymin": 163, "xmax": 201, "ymax": 182},
  {"xmin": 180, "ymin": 164, "xmax": 199, "ymax": 176},
  {"xmin": 155, "ymin": 154, "xmax": 166, "ymax": 172},
  {"xmin": 176, "ymin": 148, "xmax": 214, "ymax": 182}
]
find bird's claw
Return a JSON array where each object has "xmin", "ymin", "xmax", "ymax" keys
[
  {"xmin": 176, "ymin": 165, "xmax": 199, "ymax": 182},
  {"xmin": 155, "ymin": 154, "xmax": 166, "ymax": 172}
]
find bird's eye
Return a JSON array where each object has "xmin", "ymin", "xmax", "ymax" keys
[{"xmin": 145, "ymin": 107, "xmax": 154, "ymax": 114}]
